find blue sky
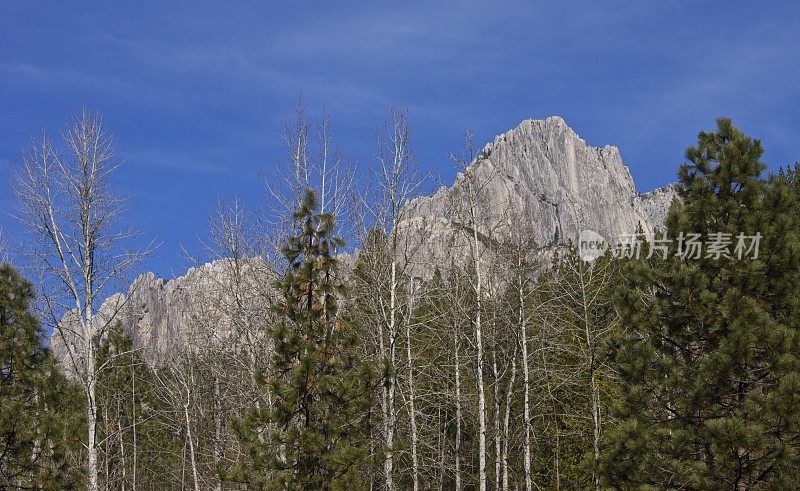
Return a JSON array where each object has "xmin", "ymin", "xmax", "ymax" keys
[{"xmin": 2, "ymin": 1, "xmax": 799, "ymax": 278}]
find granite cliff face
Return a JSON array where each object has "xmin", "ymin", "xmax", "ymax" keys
[
  {"xmin": 397, "ymin": 116, "xmax": 676, "ymax": 275},
  {"xmin": 52, "ymin": 117, "xmax": 677, "ymax": 360}
]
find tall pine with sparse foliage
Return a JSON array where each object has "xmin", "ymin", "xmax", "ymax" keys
[
  {"xmin": 604, "ymin": 118, "xmax": 800, "ymax": 488},
  {"xmin": 237, "ymin": 189, "xmax": 374, "ymax": 490}
]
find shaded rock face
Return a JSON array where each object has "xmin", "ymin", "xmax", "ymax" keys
[
  {"xmin": 638, "ymin": 183, "xmax": 679, "ymax": 233},
  {"xmin": 397, "ymin": 117, "xmax": 676, "ymax": 276}
]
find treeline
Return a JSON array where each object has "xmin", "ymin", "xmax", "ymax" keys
[{"xmin": 3, "ymin": 109, "xmax": 800, "ymax": 490}]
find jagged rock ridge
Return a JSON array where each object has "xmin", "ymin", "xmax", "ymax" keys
[{"xmin": 51, "ymin": 258, "xmax": 275, "ymax": 370}]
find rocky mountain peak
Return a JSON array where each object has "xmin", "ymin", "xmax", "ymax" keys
[{"xmin": 397, "ymin": 117, "xmax": 675, "ymax": 275}]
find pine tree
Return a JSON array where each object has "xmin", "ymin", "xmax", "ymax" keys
[
  {"xmin": 239, "ymin": 188, "xmax": 374, "ymax": 490},
  {"xmin": 604, "ymin": 118, "xmax": 800, "ymax": 488},
  {"xmin": 0, "ymin": 263, "xmax": 84, "ymax": 489}
]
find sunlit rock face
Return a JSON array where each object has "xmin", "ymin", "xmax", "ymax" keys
[{"xmin": 397, "ymin": 116, "xmax": 676, "ymax": 277}]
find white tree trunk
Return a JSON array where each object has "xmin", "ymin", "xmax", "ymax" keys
[
  {"xmin": 131, "ymin": 365, "xmax": 137, "ymax": 491},
  {"xmin": 520, "ymin": 287, "xmax": 533, "ymax": 491},
  {"xmin": 580, "ymin": 267, "xmax": 602, "ymax": 491},
  {"xmin": 381, "ymin": 259, "xmax": 398, "ymax": 491},
  {"xmin": 493, "ymin": 352, "xmax": 501, "ymax": 491},
  {"xmin": 13, "ymin": 113, "xmax": 147, "ymax": 491},
  {"xmin": 469, "ymin": 197, "xmax": 488, "ymax": 491},
  {"xmin": 87, "ymin": 381, "xmax": 98, "ymax": 490},
  {"xmin": 502, "ymin": 358, "xmax": 517, "ymax": 491},
  {"xmin": 119, "ymin": 418, "xmax": 127, "ymax": 491},
  {"xmin": 406, "ymin": 279, "xmax": 419, "ymax": 491},
  {"xmin": 590, "ymin": 364, "xmax": 601, "ymax": 491},
  {"xmin": 213, "ymin": 375, "xmax": 223, "ymax": 491},
  {"xmin": 370, "ymin": 107, "xmax": 415, "ymax": 491},
  {"xmin": 541, "ymin": 325, "xmax": 561, "ymax": 491},
  {"xmin": 454, "ymin": 327, "xmax": 462, "ymax": 491},
  {"xmin": 184, "ymin": 391, "xmax": 201, "ymax": 491},
  {"xmin": 85, "ymin": 309, "xmax": 99, "ymax": 491}
]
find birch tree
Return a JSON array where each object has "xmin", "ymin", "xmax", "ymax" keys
[
  {"xmin": 500, "ymin": 219, "xmax": 540, "ymax": 491},
  {"xmin": 402, "ymin": 277, "xmax": 420, "ymax": 491},
  {"xmin": 449, "ymin": 130, "xmax": 497, "ymax": 491},
  {"xmin": 534, "ymin": 247, "xmax": 618, "ymax": 488},
  {"xmin": 12, "ymin": 111, "xmax": 150, "ymax": 491},
  {"xmin": 351, "ymin": 107, "xmax": 422, "ymax": 490},
  {"xmin": 554, "ymin": 250, "xmax": 617, "ymax": 490},
  {"xmin": 200, "ymin": 198, "xmax": 278, "ymax": 419},
  {"xmin": 151, "ymin": 350, "xmax": 202, "ymax": 491},
  {"xmin": 95, "ymin": 324, "xmax": 161, "ymax": 490},
  {"xmin": 266, "ymin": 98, "xmax": 354, "ymax": 251}
]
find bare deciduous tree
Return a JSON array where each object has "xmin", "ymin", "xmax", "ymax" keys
[
  {"xmin": 12, "ymin": 110, "xmax": 152, "ymax": 491},
  {"xmin": 449, "ymin": 130, "xmax": 495, "ymax": 491},
  {"xmin": 265, "ymin": 97, "xmax": 356, "ymax": 255},
  {"xmin": 0, "ymin": 227, "xmax": 6, "ymax": 263},
  {"xmin": 151, "ymin": 349, "xmax": 202, "ymax": 491},
  {"xmin": 548, "ymin": 253, "xmax": 617, "ymax": 491},
  {"xmin": 201, "ymin": 197, "xmax": 278, "ymax": 415},
  {"xmin": 351, "ymin": 107, "xmax": 423, "ymax": 491},
  {"xmin": 500, "ymin": 217, "xmax": 540, "ymax": 491}
]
